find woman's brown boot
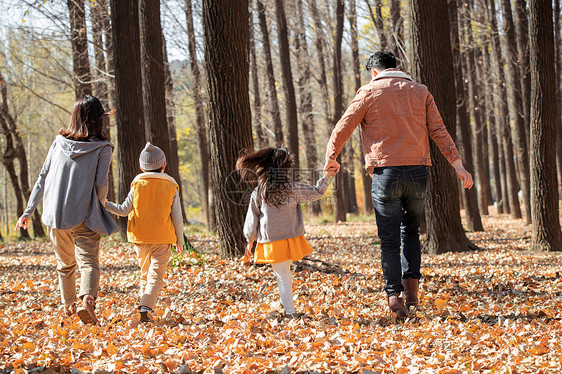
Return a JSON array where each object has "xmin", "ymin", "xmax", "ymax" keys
[
  {"xmin": 402, "ymin": 278, "xmax": 419, "ymax": 307},
  {"xmin": 387, "ymin": 295, "xmax": 408, "ymax": 318}
]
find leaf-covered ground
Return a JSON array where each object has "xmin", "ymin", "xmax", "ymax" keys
[{"xmin": 1, "ymin": 210, "xmax": 562, "ymax": 373}]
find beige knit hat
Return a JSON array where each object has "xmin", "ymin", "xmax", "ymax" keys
[{"xmin": 139, "ymin": 142, "xmax": 166, "ymax": 171}]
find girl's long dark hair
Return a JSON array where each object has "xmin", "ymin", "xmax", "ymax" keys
[
  {"xmin": 60, "ymin": 95, "xmax": 109, "ymax": 141},
  {"xmin": 236, "ymin": 147, "xmax": 295, "ymax": 206}
]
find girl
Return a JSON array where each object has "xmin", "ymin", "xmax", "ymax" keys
[
  {"xmin": 15, "ymin": 95, "xmax": 118, "ymax": 325},
  {"xmin": 238, "ymin": 147, "xmax": 332, "ymax": 318}
]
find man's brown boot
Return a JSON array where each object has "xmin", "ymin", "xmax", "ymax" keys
[
  {"xmin": 387, "ymin": 295, "xmax": 408, "ymax": 318},
  {"xmin": 402, "ymin": 278, "xmax": 419, "ymax": 307},
  {"xmin": 76, "ymin": 295, "xmax": 99, "ymax": 325}
]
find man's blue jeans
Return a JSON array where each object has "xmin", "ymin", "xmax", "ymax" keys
[{"xmin": 372, "ymin": 165, "xmax": 428, "ymax": 296}]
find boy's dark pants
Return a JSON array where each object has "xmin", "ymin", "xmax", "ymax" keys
[{"xmin": 372, "ymin": 165, "xmax": 428, "ymax": 296}]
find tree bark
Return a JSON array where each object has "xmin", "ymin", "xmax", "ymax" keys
[
  {"xmin": 186, "ymin": 0, "xmax": 212, "ymax": 229},
  {"xmin": 249, "ymin": 2, "xmax": 268, "ymax": 149},
  {"xmin": 309, "ymin": 0, "xmax": 332, "ymax": 135},
  {"xmin": 333, "ymin": 0, "xmax": 346, "ymax": 223},
  {"xmin": 256, "ymin": 1, "xmax": 284, "ymax": 146},
  {"xmin": 486, "ymin": 0, "xmax": 521, "ymax": 218},
  {"xmin": 365, "ymin": 0, "xmax": 387, "ymax": 50},
  {"xmin": 162, "ymin": 33, "xmax": 187, "ymax": 222},
  {"xmin": 529, "ymin": 0, "xmax": 561, "ymax": 251},
  {"xmin": 274, "ymin": 0, "xmax": 299, "ymax": 170},
  {"xmin": 409, "ymin": 0, "xmax": 476, "ymax": 254},
  {"xmin": 349, "ymin": 0, "xmax": 374, "ymax": 214},
  {"xmin": 513, "ymin": 0, "xmax": 531, "ymax": 148},
  {"xmin": 203, "ymin": 0, "xmax": 253, "ymax": 258},
  {"xmin": 67, "ymin": 0, "xmax": 92, "ymax": 98},
  {"xmin": 110, "ymin": 0, "xmax": 147, "ymax": 238},
  {"xmin": 448, "ymin": 0, "xmax": 483, "ymax": 231},
  {"xmin": 389, "ymin": 0, "xmax": 406, "ymax": 69},
  {"xmin": 500, "ymin": 0, "xmax": 531, "ymax": 224},
  {"xmin": 554, "ymin": 0, "xmax": 562, "ymax": 199},
  {"xmin": 295, "ymin": 0, "xmax": 321, "ymax": 215}
]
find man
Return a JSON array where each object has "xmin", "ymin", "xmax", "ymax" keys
[{"xmin": 324, "ymin": 51, "xmax": 473, "ymax": 318}]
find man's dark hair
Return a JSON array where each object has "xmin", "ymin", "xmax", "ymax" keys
[{"xmin": 365, "ymin": 50, "xmax": 397, "ymax": 71}]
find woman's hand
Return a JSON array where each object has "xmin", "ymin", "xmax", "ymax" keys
[
  {"xmin": 175, "ymin": 244, "xmax": 183, "ymax": 255},
  {"xmin": 242, "ymin": 242, "xmax": 253, "ymax": 265},
  {"xmin": 14, "ymin": 216, "xmax": 29, "ymax": 231}
]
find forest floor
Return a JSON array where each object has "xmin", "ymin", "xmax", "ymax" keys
[{"xmin": 1, "ymin": 209, "xmax": 562, "ymax": 373}]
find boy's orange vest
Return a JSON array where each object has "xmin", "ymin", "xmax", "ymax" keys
[{"xmin": 127, "ymin": 174, "xmax": 178, "ymax": 244}]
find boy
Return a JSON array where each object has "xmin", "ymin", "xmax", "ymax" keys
[{"xmin": 104, "ymin": 142, "xmax": 184, "ymax": 323}]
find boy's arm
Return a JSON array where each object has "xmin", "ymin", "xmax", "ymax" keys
[
  {"xmin": 104, "ymin": 187, "xmax": 134, "ymax": 216},
  {"xmin": 293, "ymin": 176, "xmax": 331, "ymax": 202},
  {"xmin": 170, "ymin": 190, "xmax": 184, "ymax": 247}
]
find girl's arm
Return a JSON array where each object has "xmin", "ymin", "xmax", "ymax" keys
[
  {"xmin": 243, "ymin": 191, "xmax": 260, "ymax": 243},
  {"xmin": 104, "ymin": 187, "xmax": 134, "ymax": 216},
  {"xmin": 170, "ymin": 190, "xmax": 184, "ymax": 249},
  {"xmin": 292, "ymin": 176, "xmax": 331, "ymax": 202}
]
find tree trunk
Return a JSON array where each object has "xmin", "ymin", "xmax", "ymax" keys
[
  {"xmin": 333, "ymin": 0, "xmax": 346, "ymax": 223},
  {"xmin": 554, "ymin": 0, "xmax": 562, "ymax": 199},
  {"xmin": 256, "ymin": 1, "xmax": 284, "ymax": 146},
  {"xmin": 409, "ymin": 0, "xmax": 476, "ymax": 254},
  {"xmin": 295, "ymin": 0, "xmax": 321, "ymax": 215},
  {"xmin": 139, "ymin": 0, "xmax": 170, "ymax": 157},
  {"xmin": 203, "ymin": 0, "xmax": 253, "ymax": 258},
  {"xmin": 482, "ymin": 41, "xmax": 503, "ymax": 213},
  {"xmin": 365, "ymin": 0, "xmax": 387, "ymax": 50},
  {"xmin": 249, "ymin": 2, "xmax": 268, "ymax": 149},
  {"xmin": 349, "ymin": 0, "xmax": 374, "ymax": 214},
  {"xmin": 500, "ymin": 0, "xmax": 531, "ymax": 224},
  {"xmin": 162, "ymin": 33, "xmax": 187, "ymax": 222},
  {"xmin": 274, "ymin": 0, "xmax": 299, "ymax": 170},
  {"xmin": 448, "ymin": 0, "xmax": 483, "ymax": 231},
  {"xmin": 185, "ymin": 0, "xmax": 211, "ymax": 229},
  {"xmin": 91, "ymin": 0, "xmax": 115, "ymax": 204},
  {"xmin": 389, "ymin": 0, "xmax": 406, "ymax": 69},
  {"xmin": 513, "ymin": 0, "xmax": 531, "ymax": 149},
  {"xmin": 67, "ymin": 0, "xmax": 92, "ymax": 98},
  {"xmin": 529, "ymin": 0, "xmax": 561, "ymax": 251},
  {"xmin": 486, "ymin": 0, "xmax": 521, "ymax": 218},
  {"xmin": 110, "ymin": 0, "xmax": 147, "ymax": 238}
]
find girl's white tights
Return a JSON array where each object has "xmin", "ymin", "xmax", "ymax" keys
[{"xmin": 271, "ymin": 260, "xmax": 295, "ymax": 314}]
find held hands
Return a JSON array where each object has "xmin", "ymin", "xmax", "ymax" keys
[
  {"xmin": 176, "ymin": 244, "xmax": 184, "ymax": 255},
  {"xmin": 453, "ymin": 160, "xmax": 474, "ymax": 189},
  {"xmin": 323, "ymin": 158, "xmax": 340, "ymax": 178},
  {"xmin": 14, "ymin": 216, "xmax": 29, "ymax": 231},
  {"xmin": 242, "ymin": 242, "xmax": 253, "ymax": 265}
]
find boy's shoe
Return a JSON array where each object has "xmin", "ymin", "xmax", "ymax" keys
[
  {"xmin": 76, "ymin": 295, "xmax": 99, "ymax": 325},
  {"xmin": 64, "ymin": 303, "xmax": 76, "ymax": 316}
]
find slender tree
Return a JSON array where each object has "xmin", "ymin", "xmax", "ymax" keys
[
  {"xmin": 389, "ymin": 0, "xmax": 405, "ymax": 66},
  {"xmin": 67, "ymin": 0, "xmax": 92, "ymax": 98},
  {"xmin": 350, "ymin": 0, "xmax": 374, "ymax": 214},
  {"xmin": 256, "ymin": 1, "xmax": 284, "ymax": 146},
  {"xmin": 500, "ymin": 0, "xmax": 531, "ymax": 224},
  {"xmin": 110, "ymin": 0, "xmax": 147, "ymax": 237},
  {"xmin": 274, "ymin": 0, "xmax": 299, "ymax": 170},
  {"xmin": 295, "ymin": 0, "xmax": 321, "ymax": 215},
  {"xmin": 513, "ymin": 0, "xmax": 530, "ymax": 146},
  {"xmin": 186, "ymin": 0, "xmax": 212, "ymax": 228},
  {"xmin": 333, "ymin": 0, "xmax": 346, "ymax": 222},
  {"xmin": 249, "ymin": 2, "xmax": 268, "ymax": 149},
  {"xmin": 529, "ymin": 0, "xmax": 561, "ymax": 251},
  {"xmin": 409, "ymin": 0, "xmax": 476, "ymax": 254},
  {"xmin": 365, "ymin": 0, "xmax": 388, "ymax": 49},
  {"xmin": 486, "ymin": 0, "xmax": 521, "ymax": 218},
  {"xmin": 448, "ymin": 0, "xmax": 483, "ymax": 231},
  {"xmin": 203, "ymin": 0, "xmax": 253, "ymax": 257}
]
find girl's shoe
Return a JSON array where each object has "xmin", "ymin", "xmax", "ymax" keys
[
  {"xmin": 140, "ymin": 312, "xmax": 153, "ymax": 324},
  {"xmin": 76, "ymin": 295, "xmax": 99, "ymax": 325},
  {"xmin": 285, "ymin": 312, "xmax": 306, "ymax": 320}
]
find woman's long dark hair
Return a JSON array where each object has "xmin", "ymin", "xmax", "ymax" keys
[
  {"xmin": 60, "ymin": 95, "xmax": 109, "ymax": 141},
  {"xmin": 236, "ymin": 147, "xmax": 295, "ymax": 206}
]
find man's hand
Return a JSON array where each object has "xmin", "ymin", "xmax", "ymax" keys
[
  {"xmin": 14, "ymin": 216, "xmax": 29, "ymax": 231},
  {"xmin": 453, "ymin": 160, "xmax": 474, "ymax": 189},
  {"xmin": 323, "ymin": 158, "xmax": 341, "ymax": 177}
]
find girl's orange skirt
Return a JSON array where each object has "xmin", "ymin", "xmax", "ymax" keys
[{"xmin": 254, "ymin": 235, "xmax": 313, "ymax": 264}]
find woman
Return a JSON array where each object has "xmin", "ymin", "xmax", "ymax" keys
[{"xmin": 15, "ymin": 95, "xmax": 118, "ymax": 325}]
